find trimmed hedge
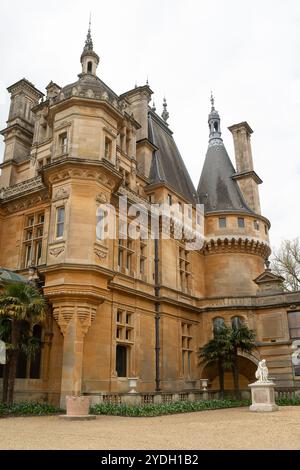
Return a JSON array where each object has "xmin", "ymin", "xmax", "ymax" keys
[
  {"xmin": 90, "ymin": 399, "xmax": 250, "ymax": 417},
  {"xmin": 0, "ymin": 402, "xmax": 61, "ymax": 417},
  {"xmin": 276, "ymin": 396, "xmax": 300, "ymax": 406}
]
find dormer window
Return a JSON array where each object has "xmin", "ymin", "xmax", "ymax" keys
[{"xmin": 87, "ymin": 61, "xmax": 93, "ymax": 73}]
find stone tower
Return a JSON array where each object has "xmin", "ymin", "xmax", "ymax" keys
[{"xmin": 197, "ymin": 96, "xmax": 270, "ymax": 296}]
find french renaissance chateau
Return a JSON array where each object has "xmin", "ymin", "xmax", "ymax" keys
[{"xmin": 0, "ymin": 23, "xmax": 300, "ymax": 406}]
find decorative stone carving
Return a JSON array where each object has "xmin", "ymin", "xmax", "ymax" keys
[
  {"xmin": 94, "ymin": 247, "xmax": 108, "ymax": 260},
  {"xmin": 96, "ymin": 193, "xmax": 107, "ymax": 204},
  {"xmin": 49, "ymin": 246, "xmax": 65, "ymax": 257},
  {"xmin": 52, "ymin": 303, "xmax": 97, "ymax": 337},
  {"xmin": 1, "ymin": 176, "xmax": 45, "ymax": 200},
  {"xmin": 52, "ymin": 187, "xmax": 70, "ymax": 202}
]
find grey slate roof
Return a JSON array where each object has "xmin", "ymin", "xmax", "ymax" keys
[
  {"xmin": 197, "ymin": 142, "xmax": 253, "ymax": 213},
  {"xmin": 61, "ymin": 74, "xmax": 119, "ymax": 103},
  {"xmin": 148, "ymin": 112, "xmax": 198, "ymax": 203}
]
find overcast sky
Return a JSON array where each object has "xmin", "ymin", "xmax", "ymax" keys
[{"xmin": 0, "ymin": 0, "xmax": 300, "ymax": 249}]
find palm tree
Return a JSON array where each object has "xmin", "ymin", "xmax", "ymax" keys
[
  {"xmin": 0, "ymin": 283, "xmax": 46, "ymax": 404},
  {"xmin": 228, "ymin": 324, "xmax": 256, "ymax": 399},
  {"xmin": 199, "ymin": 326, "xmax": 231, "ymax": 397}
]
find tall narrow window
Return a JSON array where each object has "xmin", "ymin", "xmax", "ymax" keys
[
  {"xmin": 87, "ymin": 61, "xmax": 93, "ymax": 73},
  {"xmin": 254, "ymin": 220, "xmax": 260, "ymax": 231},
  {"xmin": 23, "ymin": 212, "xmax": 45, "ymax": 268},
  {"xmin": 104, "ymin": 137, "xmax": 112, "ymax": 160},
  {"xmin": 167, "ymin": 194, "xmax": 172, "ymax": 206},
  {"xmin": 179, "ymin": 247, "xmax": 190, "ymax": 293},
  {"xmin": 116, "ymin": 345, "xmax": 127, "ymax": 377},
  {"xmin": 59, "ymin": 132, "xmax": 68, "ymax": 155},
  {"xmin": 181, "ymin": 323, "xmax": 193, "ymax": 377},
  {"xmin": 140, "ymin": 240, "xmax": 147, "ymax": 276},
  {"xmin": 56, "ymin": 207, "xmax": 65, "ymax": 238},
  {"xmin": 30, "ymin": 325, "xmax": 42, "ymax": 379}
]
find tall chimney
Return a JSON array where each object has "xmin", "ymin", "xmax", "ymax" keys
[{"xmin": 228, "ymin": 122, "xmax": 262, "ymax": 214}]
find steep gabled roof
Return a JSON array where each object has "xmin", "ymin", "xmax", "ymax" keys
[{"xmin": 148, "ymin": 112, "xmax": 197, "ymax": 203}]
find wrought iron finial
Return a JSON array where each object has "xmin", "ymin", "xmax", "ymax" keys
[
  {"xmin": 161, "ymin": 97, "xmax": 169, "ymax": 123},
  {"xmin": 146, "ymin": 76, "xmax": 149, "ymax": 86}
]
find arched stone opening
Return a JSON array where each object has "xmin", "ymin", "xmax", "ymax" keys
[{"xmin": 201, "ymin": 355, "xmax": 257, "ymax": 390}]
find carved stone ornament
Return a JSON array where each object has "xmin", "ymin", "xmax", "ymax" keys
[
  {"xmin": 94, "ymin": 247, "xmax": 108, "ymax": 260},
  {"xmin": 96, "ymin": 193, "xmax": 107, "ymax": 204},
  {"xmin": 49, "ymin": 246, "xmax": 65, "ymax": 257},
  {"xmin": 52, "ymin": 187, "xmax": 70, "ymax": 202}
]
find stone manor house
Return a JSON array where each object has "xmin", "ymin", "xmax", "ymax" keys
[{"xmin": 0, "ymin": 24, "xmax": 300, "ymax": 406}]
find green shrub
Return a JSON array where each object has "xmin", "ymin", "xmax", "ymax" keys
[
  {"xmin": 90, "ymin": 399, "xmax": 250, "ymax": 417},
  {"xmin": 276, "ymin": 396, "xmax": 300, "ymax": 406},
  {"xmin": 0, "ymin": 401, "xmax": 61, "ymax": 417}
]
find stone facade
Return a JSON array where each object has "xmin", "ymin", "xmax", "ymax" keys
[{"xmin": 0, "ymin": 25, "xmax": 300, "ymax": 406}]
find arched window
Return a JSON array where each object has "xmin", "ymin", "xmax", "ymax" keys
[
  {"xmin": 231, "ymin": 316, "xmax": 244, "ymax": 329},
  {"xmin": 214, "ymin": 121, "xmax": 219, "ymax": 132},
  {"xmin": 213, "ymin": 317, "xmax": 225, "ymax": 333},
  {"xmin": 87, "ymin": 61, "xmax": 93, "ymax": 73}
]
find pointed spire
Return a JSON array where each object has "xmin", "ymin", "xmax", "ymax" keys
[
  {"xmin": 161, "ymin": 97, "xmax": 169, "ymax": 123},
  {"xmin": 84, "ymin": 14, "xmax": 93, "ymax": 51}
]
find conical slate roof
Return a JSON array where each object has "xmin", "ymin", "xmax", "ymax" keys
[
  {"xmin": 148, "ymin": 112, "xmax": 197, "ymax": 203},
  {"xmin": 197, "ymin": 98, "xmax": 253, "ymax": 213},
  {"xmin": 197, "ymin": 142, "xmax": 253, "ymax": 213}
]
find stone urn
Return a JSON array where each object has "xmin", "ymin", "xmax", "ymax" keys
[
  {"xmin": 128, "ymin": 377, "xmax": 138, "ymax": 393},
  {"xmin": 200, "ymin": 379, "xmax": 209, "ymax": 391}
]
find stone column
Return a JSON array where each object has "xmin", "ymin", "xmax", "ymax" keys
[{"xmin": 52, "ymin": 300, "xmax": 97, "ymax": 408}]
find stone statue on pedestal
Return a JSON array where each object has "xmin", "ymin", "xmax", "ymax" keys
[
  {"xmin": 255, "ymin": 359, "xmax": 270, "ymax": 383},
  {"xmin": 249, "ymin": 358, "xmax": 279, "ymax": 412}
]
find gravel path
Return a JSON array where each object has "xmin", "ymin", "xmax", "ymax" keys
[{"xmin": 0, "ymin": 407, "xmax": 299, "ymax": 450}]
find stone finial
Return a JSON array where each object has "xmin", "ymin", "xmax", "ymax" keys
[
  {"xmin": 161, "ymin": 97, "xmax": 169, "ymax": 123},
  {"xmin": 152, "ymin": 101, "xmax": 156, "ymax": 112},
  {"xmin": 210, "ymin": 91, "xmax": 215, "ymax": 110},
  {"xmin": 84, "ymin": 14, "xmax": 93, "ymax": 51}
]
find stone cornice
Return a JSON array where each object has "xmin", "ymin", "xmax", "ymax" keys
[
  {"xmin": 232, "ymin": 170, "xmax": 263, "ymax": 185},
  {"xmin": 204, "ymin": 236, "xmax": 271, "ymax": 258},
  {"xmin": 41, "ymin": 157, "xmax": 122, "ymax": 190}
]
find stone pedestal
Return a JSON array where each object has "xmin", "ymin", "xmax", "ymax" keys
[
  {"xmin": 59, "ymin": 395, "xmax": 96, "ymax": 421},
  {"xmin": 249, "ymin": 382, "xmax": 279, "ymax": 412}
]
